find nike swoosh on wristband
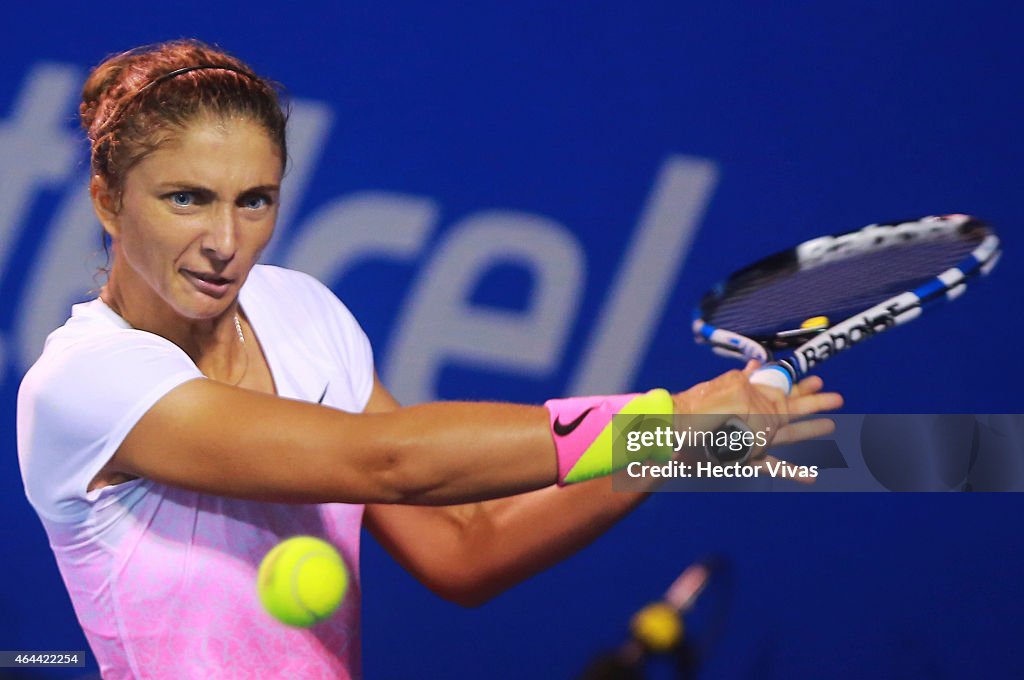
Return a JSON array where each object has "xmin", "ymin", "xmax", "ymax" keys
[
  {"xmin": 552, "ymin": 407, "xmax": 595, "ymax": 436},
  {"xmin": 317, "ymin": 383, "xmax": 329, "ymax": 404}
]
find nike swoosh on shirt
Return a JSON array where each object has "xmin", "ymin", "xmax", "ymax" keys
[
  {"xmin": 317, "ymin": 383, "xmax": 330, "ymax": 404},
  {"xmin": 552, "ymin": 407, "xmax": 595, "ymax": 436}
]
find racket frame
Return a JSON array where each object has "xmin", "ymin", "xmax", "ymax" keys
[{"xmin": 692, "ymin": 215, "xmax": 1001, "ymax": 391}]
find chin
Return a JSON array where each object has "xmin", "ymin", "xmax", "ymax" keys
[
  {"xmin": 166, "ymin": 277, "xmax": 239, "ymax": 320},
  {"xmin": 188, "ymin": 300, "xmax": 234, "ymax": 320},
  {"xmin": 166, "ymin": 292, "xmax": 234, "ymax": 322}
]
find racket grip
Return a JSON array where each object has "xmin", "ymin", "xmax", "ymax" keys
[{"xmin": 749, "ymin": 364, "xmax": 794, "ymax": 395}]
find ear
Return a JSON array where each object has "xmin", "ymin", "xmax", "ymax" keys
[{"xmin": 90, "ymin": 175, "xmax": 121, "ymax": 239}]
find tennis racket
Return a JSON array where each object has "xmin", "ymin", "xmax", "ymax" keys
[{"xmin": 692, "ymin": 214, "xmax": 1001, "ymax": 394}]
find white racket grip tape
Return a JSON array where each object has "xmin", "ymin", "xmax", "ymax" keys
[{"xmin": 750, "ymin": 364, "xmax": 794, "ymax": 394}]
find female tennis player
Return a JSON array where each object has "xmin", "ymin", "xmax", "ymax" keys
[{"xmin": 16, "ymin": 40, "xmax": 842, "ymax": 679}]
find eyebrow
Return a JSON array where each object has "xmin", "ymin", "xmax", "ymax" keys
[{"xmin": 156, "ymin": 182, "xmax": 281, "ymax": 194}]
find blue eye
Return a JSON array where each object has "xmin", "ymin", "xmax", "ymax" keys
[
  {"xmin": 242, "ymin": 195, "xmax": 272, "ymax": 210},
  {"xmin": 170, "ymin": 192, "xmax": 194, "ymax": 207}
]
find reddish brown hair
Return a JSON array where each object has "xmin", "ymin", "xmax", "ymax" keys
[{"xmin": 81, "ymin": 39, "xmax": 288, "ymax": 201}]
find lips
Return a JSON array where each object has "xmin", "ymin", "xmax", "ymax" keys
[{"xmin": 182, "ymin": 269, "xmax": 235, "ymax": 296}]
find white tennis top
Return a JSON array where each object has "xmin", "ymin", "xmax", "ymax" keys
[{"xmin": 17, "ymin": 265, "xmax": 374, "ymax": 679}]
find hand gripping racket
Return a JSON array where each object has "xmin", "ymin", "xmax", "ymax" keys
[{"xmin": 693, "ymin": 214, "xmax": 1001, "ymax": 394}]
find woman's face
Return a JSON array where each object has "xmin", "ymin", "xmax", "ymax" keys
[{"xmin": 105, "ymin": 115, "xmax": 281, "ymax": 322}]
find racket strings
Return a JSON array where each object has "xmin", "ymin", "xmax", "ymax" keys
[{"xmin": 706, "ymin": 236, "xmax": 981, "ymax": 337}]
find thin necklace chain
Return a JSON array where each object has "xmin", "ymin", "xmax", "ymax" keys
[{"xmin": 232, "ymin": 313, "xmax": 250, "ymax": 386}]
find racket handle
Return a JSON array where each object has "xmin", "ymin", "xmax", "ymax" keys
[{"xmin": 749, "ymin": 364, "xmax": 794, "ymax": 395}]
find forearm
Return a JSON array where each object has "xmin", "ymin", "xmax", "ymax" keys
[
  {"xmin": 367, "ymin": 477, "xmax": 651, "ymax": 606},
  {"xmin": 455, "ymin": 478, "xmax": 650, "ymax": 603},
  {"xmin": 362, "ymin": 375, "xmax": 664, "ymax": 603},
  {"xmin": 368, "ymin": 401, "xmax": 558, "ymax": 504}
]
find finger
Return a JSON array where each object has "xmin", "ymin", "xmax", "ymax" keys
[
  {"xmin": 786, "ymin": 391, "xmax": 844, "ymax": 417},
  {"xmin": 791, "ymin": 375, "xmax": 824, "ymax": 398},
  {"xmin": 742, "ymin": 359, "xmax": 761, "ymax": 376},
  {"xmin": 750, "ymin": 384, "xmax": 791, "ymax": 421},
  {"xmin": 772, "ymin": 417, "xmax": 836, "ymax": 446}
]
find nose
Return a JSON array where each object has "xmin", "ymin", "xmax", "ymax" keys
[{"xmin": 201, "ymin": 206, "xmax": 238, "ymax": 263}]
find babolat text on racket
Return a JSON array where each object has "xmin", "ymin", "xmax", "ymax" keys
[{"xmin": 692, "ymin": 214, "xmax": 1001, "ymax": 394}]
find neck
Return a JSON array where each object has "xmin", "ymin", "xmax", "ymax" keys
[{"xmin": 102, "ymin": 269, "xmax": 248, "ymax": 384}]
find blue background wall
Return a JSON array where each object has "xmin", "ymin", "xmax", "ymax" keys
[{"xmin": 1, "ymin": 2, "xmax": 1021, "ymax": 677}]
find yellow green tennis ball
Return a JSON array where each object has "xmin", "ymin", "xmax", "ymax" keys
[
  {"xmin": 257, "ymin": 536, "xmax": 349, "ymax": 627},
  {"xmin": 630, "ymin": 602, "xmax": 683, "ymax": 652}
]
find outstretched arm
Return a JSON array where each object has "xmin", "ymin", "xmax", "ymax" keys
[
  {"xmin": 106, "ymin": 377, "xmax": 558, "ymax": 505},
  {"xmin": 364, "ymin": 370, "xmax": 840, "ymax": 606}
]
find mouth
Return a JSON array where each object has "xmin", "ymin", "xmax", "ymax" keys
[{"xmin": 181, "ymin": 269, "xmax": 235, "ymax": 297}]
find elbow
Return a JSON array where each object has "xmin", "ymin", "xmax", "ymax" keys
[
  {"xmin": 447, "ymin": 591, "xmax": 493, "ymax": 609},
  {"xmin": 413, "ymin": 552, "xmax": 509, "ymax": 608},
  {"xmin": 429, "ymin": 575, "xmax": 504, "ymax": 609}
]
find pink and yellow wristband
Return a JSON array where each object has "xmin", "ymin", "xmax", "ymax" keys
[{"xmin": 544, "ymin": 388, "xmax": 675, "ymax": 485}]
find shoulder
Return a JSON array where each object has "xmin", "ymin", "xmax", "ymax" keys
[
  {"xmin": 17, "ymin": 301, "xmax": 202, "ymax": 521},
  {"xmin": 243, "ymin": 265, "xmax": 375, "ymax": 407},
  {"xmin": 18, "ymin": 304, "xmax": 201, "ymax": 436},
  {"xmin": 245, "ymin": 264, "xmax": 340, "ymax": 304},
  {"xmin": 20, "ymin": 300, "xmax": 196, "ymax": 403},
  {"xmin": 243, "ymin": 264, "xmax": 363, "ymax": 334},
  {"xmin": 18, "ymin": 300, "xmax": 202, "ymax": 453}
]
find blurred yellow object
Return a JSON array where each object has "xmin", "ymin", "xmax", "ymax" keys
[
  {"xmin": 629, "ymin": 602, "xmax": 683, "ymax": 652},
  {"xmin": 800, "ymin": 315, "xmax": 829, "ymax": 329}
]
